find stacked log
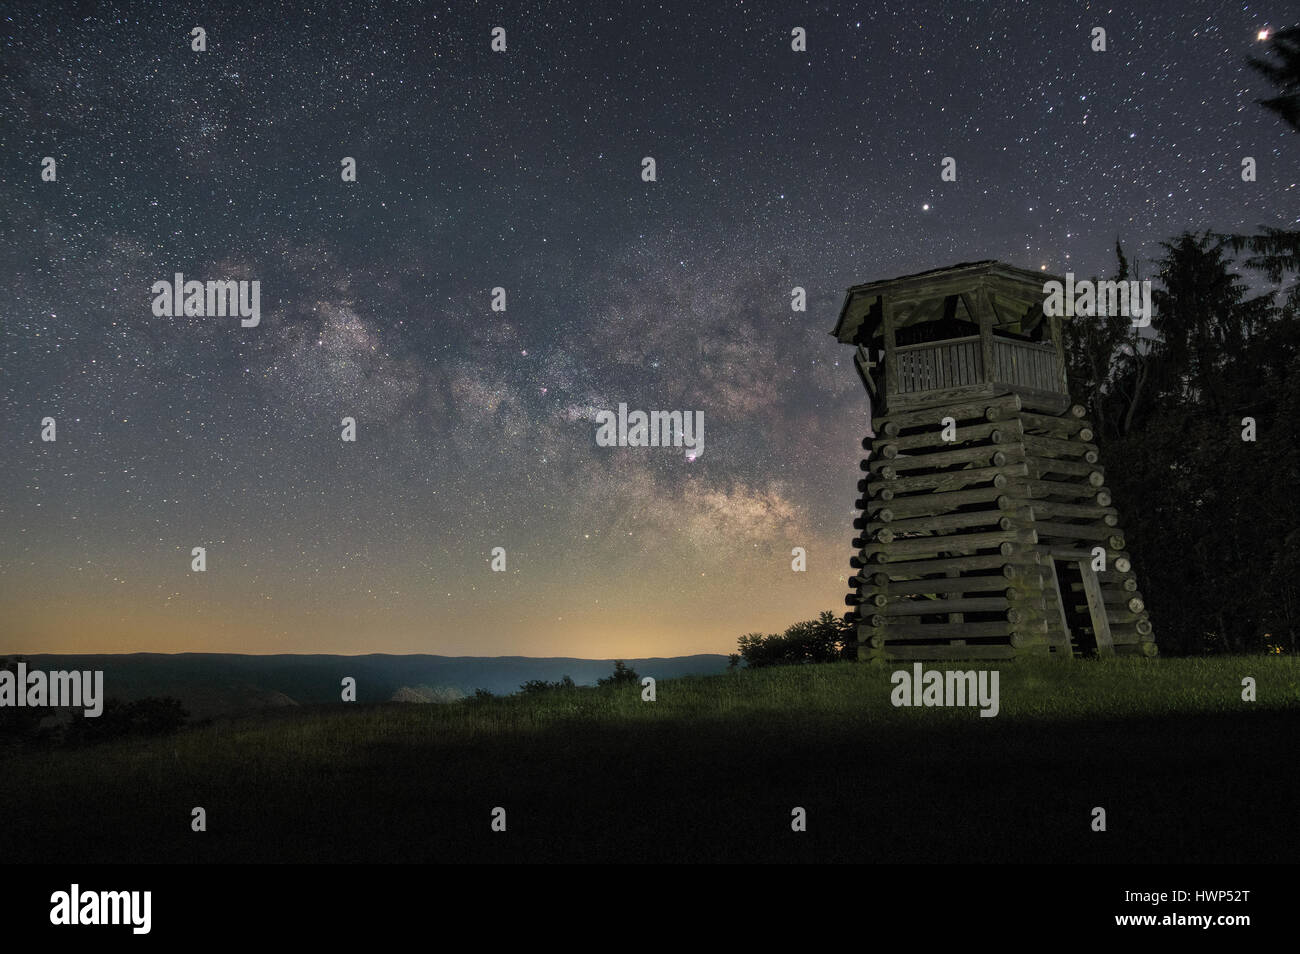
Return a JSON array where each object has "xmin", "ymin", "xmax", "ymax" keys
[{"xmin": 845, "ymin": 394, "xmax": 1157, "ymax": 662}]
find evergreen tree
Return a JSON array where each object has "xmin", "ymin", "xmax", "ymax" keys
[
  {"xmin": 1148, "ymin": 232, "xmax": 1272, "ymax": 413},
  {"xmin": 1248, "ymin": 25, "xmax": 1300, "ymax": 131},
  {"xmin": 1225, "ymin": 27, "xmax": 1300, "ymax": 310}
]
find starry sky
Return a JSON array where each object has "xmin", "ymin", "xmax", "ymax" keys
[{"xmin": 2, "ymin": 1, "xmax": 1297, "ymax": 656}]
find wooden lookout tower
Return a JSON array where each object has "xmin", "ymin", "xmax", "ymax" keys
[{"xmin": 833, "ymin": 261, "xmax": 1156, "ymax": 662}]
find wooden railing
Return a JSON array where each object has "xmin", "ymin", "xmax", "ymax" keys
[
  {"xmin": 990, "ymin": 338, "xmax": 1061, "ymax": 394},
  {"xmin": 895, "ymin": 336, "xmax": 981, "ymax": 393},
  {"xmin": 893, "ymin": 335, "xmax": 1063, "ymax": 396}
]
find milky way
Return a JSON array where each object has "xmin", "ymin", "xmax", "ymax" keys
[{"xmin": 2, "ymin": 1, "xmax": 1296, "ymax": 655}]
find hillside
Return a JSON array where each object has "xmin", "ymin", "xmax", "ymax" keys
[
  {"xmin": 2, "ymin": 656, "xmax": 1296, "ymax": 863},
  {"xmin": 13, "ymin": 652, "xmax": 731, "ymax": 717}
]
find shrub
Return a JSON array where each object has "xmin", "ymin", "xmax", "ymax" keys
[
  {"xmin": 66, "ymin": 696, "xmax": 189, "ymax": 744},
  {"xmin": 0, "ymin": 657, "xmax": 44, "ymax": 740},
  {"xmin": 518, "ymin": 675, "xmax": 576, "ymax": 694},
  {"xmin": 738, "ymin": 611, "xmax": 852, "ymax": 668},
  {"xmin": 597, "ymin": 660, "xmax": 639, "ymax": 686}
]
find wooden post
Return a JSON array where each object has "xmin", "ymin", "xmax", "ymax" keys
[
  {"xmin": 1077, "ymin": 561, "xmax": 1115, "ymax": 655},
  {"xmin": 854, "ymin": 345, "xmax": 878, "ymax": 399},
  {"xmin": 981, "ymin": 317, "xmax": 994, "ymax": 383},
  {"xmin": 963, "ymin": 288, "xmax": 995, "ymax": 385},
  {"xmin": 881, "ymin": 295, "xmax": 898, "ymax": 405},
  {"xmin": 1050, "ymin": 315, "xmax": 1069, "ymax": 396},
  {"xmin": 1044, "ymin": 556, "xmax": 1074, "ymax": 658}
]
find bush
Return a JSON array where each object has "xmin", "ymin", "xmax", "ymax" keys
[
  {"xmin": 597, "ymin": 661, "xmax": 639, "ymax": 686},
  {"xmin": 518, "ymin": 675, "xmax": 576, "ymax": 695},
  {"xmin": 0, "ymin": 657, "xmax": 45, "ymax": 741},
  {"xmin": 66, "ymin": 696, "xmax": 189, "ymax": 744},
  {"xmin": 738, "ymin": 612, "xmax": 853, "ymax": 668}
]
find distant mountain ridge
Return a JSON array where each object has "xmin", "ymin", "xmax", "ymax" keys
[{"xmin": 12, "ymin": 653, "xmax": 731, "ymax": 718}]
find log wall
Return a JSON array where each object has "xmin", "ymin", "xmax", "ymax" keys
[{"xmin": 845, "ymin": 393, "xmax": 1157, "ymax": 662}]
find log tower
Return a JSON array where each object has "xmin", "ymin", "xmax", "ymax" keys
[{"xmin": 833, "ymin": 261, "xmax": 1156, "ymax": 662}]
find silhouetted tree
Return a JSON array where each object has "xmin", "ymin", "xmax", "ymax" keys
[
  {"xmin": 0, "ymin": 657, "xmax": 45, "ymax": 741},
  {"xmin": 738, "ymin": 612, "xmax": 850, "ymax": 668},
  {"xmin": 1066, "ymin": 228, "xmax": 1296, "ymax": 654},
  {"xmin": 1061, "ymin": 241, "xmax": 1151, "ymax": 439},
  {"xmin": 1223, "ymin": 29, "xmax": 1300, "ymax": 312},
  {"xmin": 518, "ymin": 675, "xmax": 576, "ymax": 694},
  {"xmin": 597, "ymin": 660, "xmax": 639, "ymax": 686},
  {"xmin": 1249, "ymin": 25, "xmax": 1300, "ymax": 131},
  {"xmin": 1148, "ymin": 231, "xmax": 1272, "ymax": 413},
  {"xmin": 66, "ymin": 697, "xmax": 189, "ymax": 744}
]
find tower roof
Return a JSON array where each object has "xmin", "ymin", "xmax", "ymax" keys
[{"xmin": 833, "ymin": 260, "xmax": 1066, "ymax": 344}]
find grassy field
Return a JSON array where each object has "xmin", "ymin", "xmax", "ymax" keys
[{"xmin": 2, "ymin": 655, "xmax": 1297, "ymax": 863}]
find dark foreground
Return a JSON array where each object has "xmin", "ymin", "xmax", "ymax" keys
[{"xmin": 2, "ymin": 656, "xmax": 1296, "ymax": 863}]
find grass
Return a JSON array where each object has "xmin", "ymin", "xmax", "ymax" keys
[{"xmin": 2, "ymin": 655, "xmax": 1297, "ymax": 863}]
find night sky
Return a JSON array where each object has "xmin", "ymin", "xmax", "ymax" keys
[{"xmin": 2, "ymin": 1, "xmax": 1296, "ymax": 656}]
